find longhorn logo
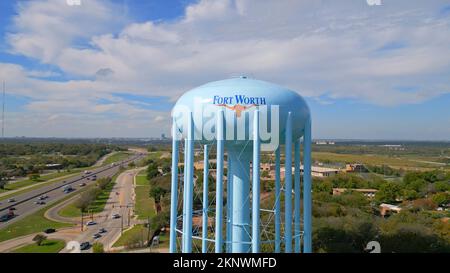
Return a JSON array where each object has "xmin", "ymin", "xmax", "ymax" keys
[{"xmin": 216, "ymin": 104, "xmax": 257, "ymax": 117}]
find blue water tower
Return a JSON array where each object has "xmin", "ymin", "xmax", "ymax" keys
[{"xmin": 169, "ymin": 77, "xmax": 312, "ymax": 253}]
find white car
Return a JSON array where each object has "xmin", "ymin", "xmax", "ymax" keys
[
  {"xmin": 86, "ymin": 221, "xmax": 97, "ymax": 226},
  {"xmin": 112, "ymin": 214, "xmax": 121, "ymax": 219}
]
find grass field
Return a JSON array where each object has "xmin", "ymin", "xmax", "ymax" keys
[
  {"xmin": 112, "ymin": 224, "xmax": 149, "ymax": 247},
  {"xmin": 312, "ymin": 152, "xmax": 446, "ymax": 170},
  {"xmin": 135, "ymin": 171, "xmax": 156, "ymax": 220},
  {"xmin": 12, "ymin": 239, "xmax": 65, "ymax": 253},
  {"xmin": 103, "ymin": 152, "xmax": 131, "ymax": 165},
  {"xmin": 0, "ymin": 199, "xmax": 74, "ymax": 242}
]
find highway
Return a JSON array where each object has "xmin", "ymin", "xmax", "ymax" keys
[
  {"xmin": 0, "ymin": 153, "xmax": 145, "ymax": 229},
  {"xmin": 60, "ymin": 168, "xmax": 142, "ymax": 252}
]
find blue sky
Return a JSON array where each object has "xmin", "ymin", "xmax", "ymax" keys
[{"xmin": 0, "ymin": 0, "xmax": 449, "ymax": 140}]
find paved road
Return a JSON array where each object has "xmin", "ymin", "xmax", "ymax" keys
[
  {"xmin": 0, "ymin": 154, "xmax": 144, "ymax": 230},
  {"xmin": 60, "ymin": 168, "xmax": 142, "ymax": 253}
]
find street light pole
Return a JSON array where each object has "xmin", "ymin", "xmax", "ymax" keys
[{"xmin": 81, "ymin": 211, "xmax": 84, "ymax": 231}]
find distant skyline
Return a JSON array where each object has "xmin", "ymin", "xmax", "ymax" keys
[{"xmin": 0, "ymin": 0, "xmax": 449, "ymax": 140}]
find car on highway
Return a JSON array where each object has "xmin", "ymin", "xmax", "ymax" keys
[
  {"xmin": 44, "ymin": 228, "xmax": 56, "ymax": 234},
  {"xmin": 99, "ymin": 228, "xmax": 107, "ymax": 233},
  {"xmin": 0, "ymin": 211, "xmax": 15, "ymax": 222},
  {"xmin": 34, "ymin": 200, "xmax": 46, "ymax": 205},
  {"xmin": 7, "ymin": 198, "xmax": 15, "ymax": 203},
  {"xmin": 93, "ymin": 233, "xmax": 102, "ymax": 239},
  {"xmin": 39, "ymin": 195, "xmax": 48, "ymax": 200},
  {"xmin": 80, "ymin": 242, "xmax": 90, "ymax": 250},
  {"xmin": 86, "ymin": 221, "xmax": 97, "ymax": 226},
  {"xmin": 112, "ymin": 213, "xmax": 120, "ymax": 219},
  {"xmin": 79, "ymin": 182, "xmax": 86, "ymax": 187},
  {"xmin": 63, "ymin": 185, "xmax": 74, "ymax": 193}
]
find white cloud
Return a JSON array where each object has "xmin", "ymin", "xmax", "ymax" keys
[{"xmin": 1, "ymin": 0, "xmax": 450, "ymax": 137}]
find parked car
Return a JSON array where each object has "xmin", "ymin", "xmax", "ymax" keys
[
  {"xmin": 44, "ymin": 228, "xmax": 56, "ymax": 234},
  {"xmin": 80, "ymin": 242, "xmax": 90, "ymax": 250},
  {"xmin": 92, "ymin": 233, "xmax": 101, "ymax": 239},
  {"xmin": 99, "ymin": 228, "xmax": 107, "ymax": 233}
]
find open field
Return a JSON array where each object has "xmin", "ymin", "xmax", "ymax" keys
[
  {"xmin": 12, "ymin": 239, "xmax": 65, "ymax": 253},
  {"xmin": 103, "ymin": 152, "xmax": 131, "ymax": 165},
  {"xmin": 135, "ymin": 171, "xmax": 156, "ymax": 220},
  {"xmin": 312, "ymin": 152, "xmax": 449, "ymax": 170}
]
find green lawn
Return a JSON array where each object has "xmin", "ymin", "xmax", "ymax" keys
[
  {"xmin": 0, "ymin": 200, "xmax": 74, "ymax": 243},
  {"xmin": 113, "ymin": 224, "xmax": 149, "ymax": 247},
  {"xmin": 58, "ymin": 201, "xmax": 82, "ymax": 218},
  {"xmin": 312, "ymin": 152, "xmax": 442, "ymax": 170},
  {"xmin": 135, "ymin": 172, "xmax": 156, "ymax": 220},
  {"xmin": 103, "ymin": 152, "xmax": 131, "ymax": 165},
  {"xmin": 12, "ymin": 239, "xmax": 65, "ymax": 253}
]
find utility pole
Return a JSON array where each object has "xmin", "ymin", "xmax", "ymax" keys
[
  {"xmin": 121, "ymin": 214, "xmax": 124, "ymax": 235},
  {"xmin": 147, "ymin": 216, "xmax": 151, "ymax": 251},
  {"xmin": 128, "ymin": 208, "xmax": 131, "ymax": 227},
  {"xmin": 2, "ymin": 81, "xmax": 5, "ymax": 138},
  {"xmin": 81, "ymin": 211, "xmax": 84, "ymax": 231}
]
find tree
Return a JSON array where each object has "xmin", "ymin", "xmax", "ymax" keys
[
  {"xmin": 434, "ymin": 181, "xmax": 450, "ymax": 192},
  {"xmin": 147, "ymin": 163, "xmax": 160, "ymax": 179},
  {"xmin": 376, "ymin": 182, "xmax": 401, "ymax": 203},
  {"xmin": 75, "ymin": 189, "xmax": 97, "ymax": 212},
  {"xmin": 0, "ymin": 180, "xmax": 7, "ymax": 190},
  {"xmin": 92, "ymin": 242, "xmax": 104, "ymax": 253},
  {"xmin": 32, "ymin": 234, "xmax": 47, "ymax": 246},
  {"xmin": 432, "ymin": 192, "xmax": 449, "ymax": 207},
  {"xmin": 149, "ymin": 186, "xmax": 168, "ymax": 202}
]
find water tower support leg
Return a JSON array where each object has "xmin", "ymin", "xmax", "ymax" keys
[
  {"xmin": 303, "ymin": 117, "xmax": 312, "ymax": 253},
  {"xmin": 184, "ymin": 112, "xmax": 194, "ymax": 253},
  {"xmin": 169, "ymin": 121, "xmax": 179, "ymax": 253},
  {"xmin": 252, "ymin": 110, "xmax": 260, "ymax": 253},
  {"xmin": 285, "ymin": 112, "xmax": 293, "ymax": 253},
  {"xmin": 202, "ymin": 144, "xmax": 209, "ymax": 253},
  {"xmin": 294, "ymin": 139, "xmax": 301, "ymax": 253},
  {"xmin": 226, "ymin": 155, "xmax": 233, "ymax": 252},
  {"xmin": 182, "ymin": 138, "xmax": 188, "ymax": 251},
  {"xmin": 275, "ymin": 147, "xmax": 281, "ymax": 253},
  {"xmin": 215, "ymin": 110, "xmax": 225, "ymax": 253}
]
